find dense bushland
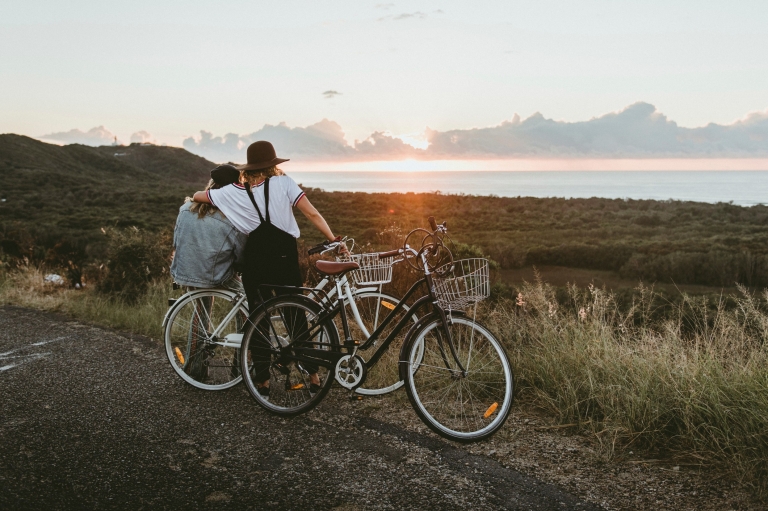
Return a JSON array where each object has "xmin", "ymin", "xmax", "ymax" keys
[{"xmin": 3, "ymin": 134, "xmax": 768, "ymax": 289}]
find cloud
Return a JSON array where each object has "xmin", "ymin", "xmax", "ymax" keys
[
  {"xmin": 354, "ymin": 132, "xmax": 421, "ymax": 157},
  {"xmin": 378, "ymin": 11, "xmax": 428, "ymax": 21},
  {"xmin": 181, "ymin": 103, "xmax": 768, "ymax": 163},
  {"xmin": 183, "ymin": 119, "xmax": 356, "ymax": 162},
  {"xmin": 130, "ymin": 130, "xmax": 154, "ymax": 144},
  {"xmin": 426, "ymin": 102, "xmax": 768, "ymax": 158},
  {"xmin": 39, "ymin": 126, "xmax": 118, "ymax": 146},
  {"xmin": 322, "ymin": 90, "xmax": 342, "ymax": 99},
  {"xmin": 374, "ymin": 3, "xmax": 394, "ymax": 9},
  {"xmin": 392, "ymin": 11, "xmax": 427, "ymax": 20}
]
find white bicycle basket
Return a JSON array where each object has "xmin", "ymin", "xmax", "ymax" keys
[
  {"xmin": 344, "ymin": 252, "xmax": 396, "ymax": 286},
  {"xmin": 432, "ymin": 258, "xmax": 490, "ymax": 310}
]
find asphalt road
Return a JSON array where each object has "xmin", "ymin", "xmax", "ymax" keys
[{"xmin": 0, "ymin": 305, "xmax": 601, "ymax": 510}]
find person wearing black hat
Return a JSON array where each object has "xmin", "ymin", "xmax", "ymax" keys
[
  {"xmin": 192, "ymin": 141, "xmax": 347, "ymax": 396},
  {"xmin": 170, "ymin": 164, "xmax": 247, "ymax": 291}
]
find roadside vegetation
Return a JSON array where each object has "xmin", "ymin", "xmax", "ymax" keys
[{"xmin": 2, "ymin": 231, "xmax": 766, "ymax": 494}]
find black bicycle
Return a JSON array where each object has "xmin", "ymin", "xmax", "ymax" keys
[{"xmin": 239, "ymin": 217, "xmax": 514, "ymax": 442}]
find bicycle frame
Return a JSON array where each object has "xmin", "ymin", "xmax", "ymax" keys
[
  {"xmin": 284, "ymin": 250, "xmax": 468, "ymax": 376},
  {"xmin": 162, "ymin": 274, "xmax": 382, "ymax": 350}
]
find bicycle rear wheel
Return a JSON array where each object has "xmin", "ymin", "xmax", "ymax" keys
[
  {"xmin": 402, "ymin": 315, "xmax": 514, "ymax": 442},
  {"xmin": 240, "ymin": 295, "xmax": 339, "ymax": 416},
  {"xmin": 345, "ymin": 290, "xmax": 418, "ymax": 396},
  {"xmin": 164, "ymin": 290, "xmax": 247, "ymax": 390}
]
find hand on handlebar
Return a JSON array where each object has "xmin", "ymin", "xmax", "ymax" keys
[{"xmin": 307, "ymin": 236, "xmax": 351, "ymax": 256}]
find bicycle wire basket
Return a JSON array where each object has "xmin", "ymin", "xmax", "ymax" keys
[
  {"xmin": 432, "ymin": 258, "xmax": 490, "ymax": 310},
  {"xmin": 344, "ymin": 252, "xmax": 396, "ymax": 286}
]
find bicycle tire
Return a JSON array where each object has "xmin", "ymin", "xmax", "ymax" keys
[
  {"xmin": 345, "ymin": 290, "xmax": 419, "ymax": 396},
  {"xmin": 401, "ymin": 314, "xmax": 514, "ymax": 442},
  {"xmin": 164, "ymin": 289, "xmax": 247, "ymax": 390},
  {"xmin": 240, "ymin": 294, "xmax": 339, "ymax": 416}
]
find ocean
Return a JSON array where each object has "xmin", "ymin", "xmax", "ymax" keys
[{"xmin": 288, "ymin": 171, "xmax": 768, "ymax": 206}]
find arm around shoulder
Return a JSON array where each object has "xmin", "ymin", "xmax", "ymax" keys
[{"xmin": 193, "ymin": 191, "xmax": 211, "ymax": 204}]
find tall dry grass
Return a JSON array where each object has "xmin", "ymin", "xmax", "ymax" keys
[
  {"xmin": 0, "ymin": 266, "xmax": 169, "ymax": 340},
  {"xmin": 484, "ymin": 278, "xmax": 768, "ymax": 490}
]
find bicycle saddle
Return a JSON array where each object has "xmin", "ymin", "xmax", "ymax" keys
[{"xmin": 314, "ymin": 260, "xmax": 360, "ymax": 276}]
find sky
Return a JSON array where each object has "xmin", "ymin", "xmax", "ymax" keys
[{"xmin": 2, "ymin": 0, "xmax": 768, "ymax": 169}]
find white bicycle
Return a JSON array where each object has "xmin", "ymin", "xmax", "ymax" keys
[{"xmin": 162, "ymin": 239, "xmax": 416, "ymax": 393}]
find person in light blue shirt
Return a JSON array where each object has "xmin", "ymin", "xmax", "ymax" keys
[{"xmin": 170, "ymin": 165, "xmax": 247, "ymax": 291}]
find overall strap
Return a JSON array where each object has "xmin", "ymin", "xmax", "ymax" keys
[
  {"xmin": 263, "ymin": 177, "xmax": 271, "ymax": 224},
  {"xmin": 244, "ymin": 183, "xmax": 265, "ymax": 223}
]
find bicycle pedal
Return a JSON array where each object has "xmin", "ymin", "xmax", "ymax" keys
[{"xmin": 343, "ymin": 340, "xmax": 360, "ymax": 347}]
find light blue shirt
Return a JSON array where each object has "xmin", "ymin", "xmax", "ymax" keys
[{"xmin": 170, "ymin": 202, "xmax": 247, "ymax": 287}]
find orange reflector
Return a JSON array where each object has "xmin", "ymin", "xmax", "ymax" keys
[
  {"xmin": 483, "ymin": 402, "xmax": 498, "ymax": 418},
  {"xmin": 290, "ymin": 383, "xmax": 305, "ymax": 390},
  {"xmin": 381, "ymin": 300, "xmax": 395, "ymax": 310},
  {"xmin": 174, "ymin": 347, "xmax": 185, "ymax": 365}
]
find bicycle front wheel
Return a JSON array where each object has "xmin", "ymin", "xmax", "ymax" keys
[
  {"xmin": 240, "ymin": 295, "xmax": 339, "ymax": 416},
  {"xmin": 402, "ymin": 315, "xmax": 514, "ymax": 442},
  {"xmin": 345, "ymin": 290, "xmax": 418, "ymax": 396},
  {"xmin": 164, "ymin": 290, "xmax": 247, "ymax": 390}
]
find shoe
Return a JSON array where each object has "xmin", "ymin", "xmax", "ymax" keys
[
  {"xmin": 309, "ymin": 383, "xmax": 321, "ymax": 394},
  {"xmin": 257, "ymin": 385, "xmax": 270, "ymax": 397}
]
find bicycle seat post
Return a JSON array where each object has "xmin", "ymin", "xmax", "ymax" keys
[{"xmin": 333, "ymin": 277, "xmax": 357, "ymax": 351}]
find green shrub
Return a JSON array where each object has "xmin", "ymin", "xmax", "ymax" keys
[
  {"xmin": 97, "ymin": 227, "xmax": 172, "ymax": 303},
  {"xmin": 526, "ymin": 243, "xmax": 634, "ymax": 271},
  {"xmin": 621, "ymin": 250, "xmax": 768, "ymax": 287}
]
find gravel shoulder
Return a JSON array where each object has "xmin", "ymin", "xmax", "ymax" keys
[{"xmin": 0, "ymin": 306, "xmax": 762, "ymax": 510}]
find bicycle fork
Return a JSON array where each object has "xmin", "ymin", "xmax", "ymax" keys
[{"xmin": 432, "ymin": 304, "xmax": 467, "ymax": 378}]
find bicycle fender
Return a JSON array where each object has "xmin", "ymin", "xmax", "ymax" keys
[
  {"xmin": 397, "ymin": 310, "xmax": 468, "ymax": 382},
  {"xmin": 351, "ymin": 286, "xmax": 379, "ymax": 295}
]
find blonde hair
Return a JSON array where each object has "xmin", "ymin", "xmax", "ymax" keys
[
  {"xmin": 187, "ymin": 179, "xmax": 222, "ymax": 219},
  {"xmin": 240, "ymin": 165, "xmax": 284, "ymax": 185}
]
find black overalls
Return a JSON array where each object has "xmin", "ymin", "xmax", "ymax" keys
[
  {"xmin": 242, "ymin": 177, "xmax": 315, "ymax": 382},
  {"xmin": 242, "ymin": 177, "xmax": 302, "ymax": 301}
]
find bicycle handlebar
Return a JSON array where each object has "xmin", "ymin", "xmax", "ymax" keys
[
  {"xmin": 378, "ymin": 248, "xmax": 402, "ymax": 259},
  {"xmin": 308, "ymin": 241, "xmax": 332, "ymax": 255}
]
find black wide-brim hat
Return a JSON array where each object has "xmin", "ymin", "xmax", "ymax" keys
[{"xmin": 237, "ymin": 141, "xmax": 289, "ymax": 171}]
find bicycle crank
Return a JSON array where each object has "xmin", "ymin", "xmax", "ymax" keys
[{"xmin": 335, "ymin": 354, "xmax": 366, "ymax": 390}]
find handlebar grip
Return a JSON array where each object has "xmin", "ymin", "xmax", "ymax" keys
[
  {"xmin": 307, "ymin": 242, "xmax": 328, "ymax": 255},
  {"xmin": 378, "ymin": 248, "xmax": 401, "ymax": 259},
  {"xmin": 428, "ymin": 216, "xmax": 438, "ymax": 231}
]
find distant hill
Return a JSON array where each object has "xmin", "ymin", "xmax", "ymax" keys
[{"xmin": 0, "ymin": 134, "xmax": 214, "ymax": 233}]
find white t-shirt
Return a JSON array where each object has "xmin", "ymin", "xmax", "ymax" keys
[{"xmin": 207, "ymin": 175, "xmax": 306, "ymax": 237}]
